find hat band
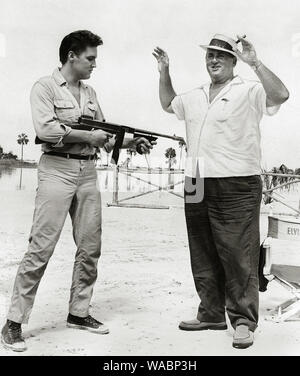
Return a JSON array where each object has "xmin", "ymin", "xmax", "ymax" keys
[{"xmin": 209, "ymin": 39, "xmax": 234, "ymax": 52}]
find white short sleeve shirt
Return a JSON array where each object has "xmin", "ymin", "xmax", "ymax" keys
[{"xmin": 171, "ymin": 76, "xmax": 280, "ymax": 178}]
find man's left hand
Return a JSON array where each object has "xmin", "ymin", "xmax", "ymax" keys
[
  {"xmin": 130, "ymin": 137, "xmax": 157, "ymax": 154},
  {"xmin": 235, "ymin": 35, "xmax": 260, "ymax": 67}
]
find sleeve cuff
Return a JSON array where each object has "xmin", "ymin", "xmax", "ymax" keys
[
  {"xmin": 171, "ymin": 96, "xmax": 185, "ymax": 120},
  {"xmin": 51, "ymin": 124, "xmax": 72, "ymax": 148},
  {"xmin": 255, "ymin": 84, "xmax": 281, "ymax": 117},
  {"xmin": 264, "ymin": 103, "xmax": 281, "ymax": 116},
  {"xmin": 103, "ymin": 136, "xmax": 116, "ymax": 153}
]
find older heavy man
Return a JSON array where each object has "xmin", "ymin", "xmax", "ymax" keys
[{"xmin": 153, "ymin": 34, "xmax": 289, "ymax": 349}]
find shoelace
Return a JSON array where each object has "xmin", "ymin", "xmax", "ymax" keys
[
  {"xmin": 86, "ymin": 315, "xmax": 103, "ymax": 326},
  {"xmin": 8, "ymin": 325, "xmax": 23, "ymax": 341}
]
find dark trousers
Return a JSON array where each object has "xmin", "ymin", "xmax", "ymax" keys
[{"xmin": 184, "ymin": 175, "xmax": 262, "ymax": 332}]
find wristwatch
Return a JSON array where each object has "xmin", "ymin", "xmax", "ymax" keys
[{"xmin": 251, "ymin": 60, "xmax": 263, "ymax": 71}]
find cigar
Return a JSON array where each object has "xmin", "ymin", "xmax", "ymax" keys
[{"xmin": 236, "ymin": 35, "xmax": 247, "ymax": 44}]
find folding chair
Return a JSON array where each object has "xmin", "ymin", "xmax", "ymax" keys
[{"xmin": 262, "ymin": 215, "xmax": 300, "ymax": 322}]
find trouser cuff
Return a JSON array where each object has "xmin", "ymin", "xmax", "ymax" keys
[
  {"xmin": 7, "ymin": 313, "xmax": 28, "ymax": 325},
  {"xmin": 197, "ymin": 312, "xmax": 226, "ymax": 323},
  {"xmin": 68, "ymin": 309, "xmax": 89, "ymax": 318}
]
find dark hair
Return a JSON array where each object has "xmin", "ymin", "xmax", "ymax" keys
[{"xmin": 59, "ymin": 30, "xmax": 103, "ymax": 65}]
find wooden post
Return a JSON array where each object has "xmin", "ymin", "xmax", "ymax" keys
[
  {"xmin": 159, "ymin": 167, "xmax": 162, "ymax": 198},
  {"xmin": 112, "ymin": 165, "xmax": 119, "ymax": 204}
]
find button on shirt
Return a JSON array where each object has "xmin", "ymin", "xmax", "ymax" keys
[
  {"xmin": 30, "ymin": 68, "xmax": 114, "ymax": 155},
  {"xmin": 171, "ymin": 76, "xmax": 280, "ymax": 178}
]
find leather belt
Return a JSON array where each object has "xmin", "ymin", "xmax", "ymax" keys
[{"xmin": 44, "ymin": 151, "xmax": 96, "ymax": 160}]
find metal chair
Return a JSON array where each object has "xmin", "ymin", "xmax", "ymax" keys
[{"xmin": 262, "ymin": 215, "xmax": 300, "ymax": 322}]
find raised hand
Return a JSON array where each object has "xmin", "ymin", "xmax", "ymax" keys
[
  {"xmin": 235, "ymin": 35, "xmax": 259, "ymax": 67},
  {"xmin": 152, "ymin": 47, "xmax": 170, "ymax": 72}
]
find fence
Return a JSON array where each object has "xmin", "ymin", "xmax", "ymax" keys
[
  {"xmin": 104, "ymin": 165, "xmax": 184, "ymax": 209},
  {"xmin": 97, "ymin": 167, "xmax": 300, "ymax": 214}
]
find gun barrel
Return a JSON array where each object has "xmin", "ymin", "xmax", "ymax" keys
[
  {"xmin": 79, "ymin": 116, "xmax": 184, "ymax": 143},
  {"xmin": 134, "ymin": 128, "xmax": 184, "ymax": 142}
]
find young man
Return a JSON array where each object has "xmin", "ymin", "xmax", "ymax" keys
[
  {"xmin": 1, "ymin": 30, "xmax": 154, "ymax": 352},
  {"xmin": 153, "ymin": 34, "xmax": 289, "ymax": 349}
]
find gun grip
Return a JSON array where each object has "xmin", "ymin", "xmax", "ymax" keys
[
  {"xmin": 134, "ymin": 134, "xmax": 158, "ymax": 154},
  {"xmin": 111, "ymin": 130, "xmax": 125, "ymax": 165}
]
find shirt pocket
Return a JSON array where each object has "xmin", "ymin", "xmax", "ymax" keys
[
  {"xmin": 214, "ymin": 99, "xmax": 242, "ymax": 137},
  {"xmin": 84, "ymin": 101, "xmax": 97, "ymax": 119},
  {"xmin": 54, "ymin": 99, "xmax": 75, "ymax": 122},
  {"xmin": 215, "ymin": 98, "xmax": 231, "ymax": 123}
]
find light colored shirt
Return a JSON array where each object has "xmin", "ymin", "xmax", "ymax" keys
[
  {"xmin": 30, "ymin": 68, "xmax": 114, "ymax": 155},
  {"xmin": 171, "ymin": 75, "xmax": 280, "ymax": 178}
]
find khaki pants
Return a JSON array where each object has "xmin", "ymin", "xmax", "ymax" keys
[{"xmin": 7, "ymin": 154, "xmax": 102, "ymax": 324}]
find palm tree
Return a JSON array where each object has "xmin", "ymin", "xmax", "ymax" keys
[
  {"xmin": 165, "ymin": 147, "xmax": 176, "ymax": 169},
  {"xmin": 17, "ymin": 133, "xmax": 29, "ymax": 163},
  {"xmin": 271, "ymin": 166, "xmax": 280, "ymax": 188},
  {"xmin": 277, "ymin": 164, "xmax": 295, "ymax": 191},
  {"xmin": 178, "ymin": 139, "xmax": 186, "ymax": 169},
  {"xmin": 165, "ymin": 147, "xmax": 176, "ymax": 189},
  {"xmin": 104, "ymin": 150, "xmax": 110, "ymax": 166},
  {"xmin": 95, "ymin": 149, "xmax": 102, "ymax": 165},
  {"xmin": 17, "ymin": 134, "xmax": 28, "ymax": 190},
  {"xmin": 263, "ymin": 164, "xmax": 299, "ymax": 205},
  {"xmin": 126, "ymin": 148, "xmax": 137, "ymax": 168},
  {"xmin": 125, "ymin": 149, "xmax": 137, "ymax": 190},
  {"xmin": 262, "ymin": 168, "xmax": 274, "ymax": 204}
]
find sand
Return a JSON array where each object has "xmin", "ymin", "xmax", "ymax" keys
[{"xmin": 0, "ymin": 170, "xmax": 300, "ymax": 356}]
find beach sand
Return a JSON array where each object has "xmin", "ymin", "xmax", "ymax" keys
[{"xmin": 0, "ymin": 174, "xmax": 300, "ymax": 356}]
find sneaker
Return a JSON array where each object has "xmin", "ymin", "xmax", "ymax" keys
[
  {"xmin": 179, "ymin": 319, "xmax": 227, "ymax": 331},
  {"xmin": 1, "ymin": 320, "xmax": 27, "ymax": 352},
  {"xmin": 66, "ymin": 314, "xmax": 109, "ymax": 334},
  {"xmin": 232, "ymin": 324, "xmax": 254, "ymax": 349}
]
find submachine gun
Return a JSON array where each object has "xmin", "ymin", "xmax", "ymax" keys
[{"xmin": 35, "ymin": 115, "xmax": 185, "ymax": 164}]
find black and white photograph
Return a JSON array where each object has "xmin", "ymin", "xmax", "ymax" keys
[{"xmin": 0, "ymin": 0, "xmax": 300, "ymax": 360}]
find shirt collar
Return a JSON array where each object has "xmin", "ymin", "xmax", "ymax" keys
[
  {"xmin": 199, "ymin": 75, "xmax": 244, "ymax": 90},
  {"xmin": 52, "ymin": 67, "xmax": 88, "ymax": 89}
]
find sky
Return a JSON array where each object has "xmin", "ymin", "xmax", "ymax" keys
[{"xmin": 1, "ymin": 0, "xmax": 300, "ymax": 169}]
